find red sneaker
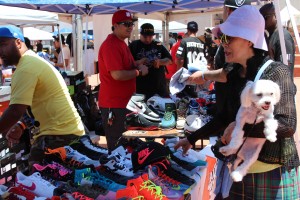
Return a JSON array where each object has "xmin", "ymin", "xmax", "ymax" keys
[{"xmin": 127, "ymin": 174, "xmax": 169, "ymax": 200}]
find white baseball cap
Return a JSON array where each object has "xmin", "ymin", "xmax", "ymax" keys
[{"xmin": 212, "ymin": 5, "xmax": 268, "ymax": 51}]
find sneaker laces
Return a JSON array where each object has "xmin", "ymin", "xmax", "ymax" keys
[
  {"xmin": 163, "ymin": 111, "xmax": 173, "ymax": 121},
  {"xmin": 152, "ymin": 160, "xmax": 180, "ymax": 186},
  {"xmin": 72, "ymin": 191, "xmax": 94, "ymax": 200},
  {"xmin": 45, "ymin": 147, "xmax": 67, "ymax": 160},
  {"xmin": 140, "ymin": 180, "xmax": 167, "ymax": 200}
]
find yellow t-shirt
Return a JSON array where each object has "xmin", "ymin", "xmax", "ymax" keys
[{"xmin": 10, "ymin": 50, "xmax": 85, "ymax": 139}]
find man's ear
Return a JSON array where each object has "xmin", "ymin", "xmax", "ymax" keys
[{"xmin": 15, "ymin": 39, "xmax": 23, "ymax": 49}]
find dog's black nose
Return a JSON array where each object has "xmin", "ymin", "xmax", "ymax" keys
[{"xmin": 265, "ymin": 101, "xmax": 270, "ymax": 105}]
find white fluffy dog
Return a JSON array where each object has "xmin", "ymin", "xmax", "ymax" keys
[{"xmin": 219, "ymin": 79, "xmax": 281, "ymax": 182}]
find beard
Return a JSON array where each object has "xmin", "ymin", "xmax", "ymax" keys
[{"xmin": 0, "ymin": 39, "xmax": 22, "ymax": 67}]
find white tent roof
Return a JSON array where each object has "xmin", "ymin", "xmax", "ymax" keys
[
  {"xmin": 281, "ymin": 5, "xmax": 300, "ymax": 25},
  {"xmin": 23, "ymin": 27, "xmax": 54, "ymax": 40},
  {"xmin": 0, "ymin": 5, "xmax": 58, "ymax": 26}
]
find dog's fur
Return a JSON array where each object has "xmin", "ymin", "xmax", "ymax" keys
[{"xmin": 219, "ymin": 79, "xmax": 281, "ymax": 182}]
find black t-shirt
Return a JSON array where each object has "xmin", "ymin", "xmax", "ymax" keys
[
  {"xmin": 176, "ymin": 37, "xmax": 205, "ymax": 68},
  {"xmin": 129, "ymin": 40, "xmax": 172, "ymax": 99}
]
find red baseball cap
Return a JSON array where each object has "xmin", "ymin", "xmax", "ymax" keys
[{"xmin": 112, "ymin": 10, "xmax": 138, "ymax": 25}]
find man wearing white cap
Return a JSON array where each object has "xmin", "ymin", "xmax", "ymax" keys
[{"xmin": 175, "ymin": 5, "xmax": 299, "ymax": 199}]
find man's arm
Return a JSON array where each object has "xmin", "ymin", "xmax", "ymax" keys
[
  {"xmin": 110, "ymin": 64, "xmax": 148, "ymax": 81},
  {"xmin": 0, "ymin": 104, "xmax": 28, "ymax": 133},
  {"xmin": 176, "ymin": 57, "xmax": 184, "ymax": 70}
]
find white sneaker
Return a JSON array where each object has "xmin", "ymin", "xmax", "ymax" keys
[
  {"xmin": 103, "ymin": 158, "xmax": 134, "ymax": 177},
  {"xmin": 109, "ymin": 146, "xmax": 132, "ymax": 168},
  {"xmin": 65, "ymin": 146, "xmax": 101, "ymax": 167},
  {"xmin": 0, "ymin": 185, "xmax": 7, "ymax": 195},
  {"xmin": 127, "ymin": 94, "xmax": 160, "ymax": 121},
  {"xmin": 15, "ymin": 172, "xmax": 56, "ymax": 198},
  {"xmin": 147, "ymin": 96, "xmax": 175, "ymax": 114},
  {"xmin": 184, "ymin": 115, "xmax": 203, "ymax": 132}
]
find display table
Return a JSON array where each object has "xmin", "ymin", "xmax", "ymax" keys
[{"xmin": 123, "ymin": 129, "xmax": 185, "ymax": 138}]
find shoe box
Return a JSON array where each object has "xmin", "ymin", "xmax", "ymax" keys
[
  {"xmin": 64, "ymin": 71, "xmax": 86, "ymax": 96},
  {"xmin": 0, "ymin": 134, "xmax": 17, "ymax": 186}
]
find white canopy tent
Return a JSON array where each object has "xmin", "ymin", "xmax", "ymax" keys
[
  {"xmin": 281, "ymin": 4, "xmax": 300, "ymax": 26},
  {"xmin": 0, "ymin": 5, "xmax": 58, "ymax": 26},
  {"xmin": 23, "ymin": 27, "xmax": 54, "ymax": 40}
]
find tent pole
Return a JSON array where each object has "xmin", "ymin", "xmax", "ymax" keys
[
  {"xmin": 72, "ymin": 15, "xmax": 77, "ymax": 71},
  {"xmin": 286, "ymin": 0, "xmax": 300, "ymax": 53},
  {"xmin": 57, "ymin": 24, "xmax": 66, "ymax": 71},
  {"xmin": 166, "ymin": 12, "xmax": 170, "ymax": 49},
  {"xmin": 274, "ymin": 0, "xmax": 288, "ymax": 65},
  {"xmin": 76, "ymin": 14, "xmax": 83, "ymax": 72}
]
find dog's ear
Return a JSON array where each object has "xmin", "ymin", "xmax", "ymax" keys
[
  {"xmin": 240, "ymin": 81, "xmax": 254, "ymax": 107},
  {"xmin": 272, "ymin": 81, "xmax": 281, "ymax": 104}
]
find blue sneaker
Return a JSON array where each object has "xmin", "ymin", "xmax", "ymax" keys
[
  {"xmin": 74, "ymin": 168, "xmax": 126, "ymax": 192},
  {"xmin": 90, "ymin": 171, "xmax": 126, "ymax": 192},
  {"xmin": 160, "ymin": 103, "xmax": 176, "ymax": 130}
]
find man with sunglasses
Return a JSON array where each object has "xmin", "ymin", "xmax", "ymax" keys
[
  {"xmin": 129, "ymin": 23, "xmax": 172, "ymax": 100},
  {"xmin": 260, "ymin": 2, "xmax": 295, "ymax": 78},
  {"xmin": 98, "ymin": 10, "xmax": 148, "ymax": 151}
]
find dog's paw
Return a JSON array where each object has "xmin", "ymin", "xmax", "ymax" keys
[
  {"xmin": 219, "ymin": 146, "xmax": 236, "ymax": 156},
  {"xmin": 231, "ymin": 171, "xmax": 243, "ymax": 182},
  {"xmin": 266, "ymin": 135, "xmax": 277, "ymax": 142}
]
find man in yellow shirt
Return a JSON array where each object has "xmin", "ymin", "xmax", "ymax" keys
[{"xmin": 0, "ymin": 25, "xmax": 85, "ymax": 166}]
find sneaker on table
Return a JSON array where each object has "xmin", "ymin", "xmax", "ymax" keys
[
  {"xmin": 126, "ymin": 173, "xmax": 168, "ymax": 200},
  {"xmin": 125, "ymin": 112, "xmax": 160, "ymax": 131},
  {"xmin": 176, "ymin": 97, "xmax": 189, "ymax": 130},
  {"xmin": 15, "ymin": 172, "xmax": 56, "ymax": 198},
  {"xmin": 69, "ymin": 136, "xmax": 107, "ymax": 160},
  {"xmin": 184, "ymin": 115, "xmax": 203, "ymax": 132},
  {"xmin": 100, "ymin": 156, "xmax": 134, "ymax": 177},
  {"xmin": 148, "ymin": 165, "xmax": 185, "ymax": 199},
  {"xmin": 32, "ymin": 162, "xmax": 73, "ymax": 182},
  {"xmin": 127, "ymin": 93, "xmax": 160, "ymax": 121},
  {"xmin": 147, "ymin": 96, "xmax": 175, "ymax": 115},
  {"xmin": 108, "ymin": 146, "xmax": 132, "ymax": 169},
  {"xmin": 0, "ymin": 185, "xmax": 8, "ymax": 195},
  {"xmin": 161, "ymin": 103, "xmax": 176, "ymax": 130},
  {"xmin": 75, "ymin": 135, "xmax": 108, "ymax": 155},
  {"xmin": 64, "ymin": 146, "xmax": 101, "ymax": 167}
]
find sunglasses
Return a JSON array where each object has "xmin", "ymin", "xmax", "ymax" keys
[
  {"xmin": 117, "ymin": 21, "xmax": 135, "ymax": 28},
  {"xmin": 220, "ymin": 34, "xmax": 232, "ymax": 45}
]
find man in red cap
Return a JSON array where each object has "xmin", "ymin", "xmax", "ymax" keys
[{"xmin": 98, "ymin": 10, "xmax": 148, "ymax": 151}]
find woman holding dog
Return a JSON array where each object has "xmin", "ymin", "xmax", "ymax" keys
[{"xmin": 175, "ymin": 5, "xmax": 299, "ymax": 199}]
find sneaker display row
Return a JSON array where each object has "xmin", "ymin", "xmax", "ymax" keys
[{"xmin": 126, "ymin": 93, "xmax": 161, "ymax": 121}]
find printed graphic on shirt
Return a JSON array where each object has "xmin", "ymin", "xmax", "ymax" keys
[{"xmin": 176, "ymin": 37, "xmax": 207, "ymax": 68}]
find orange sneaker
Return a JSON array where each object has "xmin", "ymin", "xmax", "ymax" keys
[
  {"xmin": 127, "ymin": 174, "xmax": 169, "ymax": 200},
  {"xmin": 116, "ymin": 185, "xmax": 144, "ymax": 200}
]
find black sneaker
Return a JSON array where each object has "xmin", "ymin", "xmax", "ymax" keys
[
  {"xmin": 152, "ymin": 159, "xmax": 196, "ymax": 186},
  {"xmin": 125, "ymin": 112, "xmax": 160, "ymax": 131},
  {"xmin": 69, "ymin": 136, "xmax": 107, "ymax": 160}
]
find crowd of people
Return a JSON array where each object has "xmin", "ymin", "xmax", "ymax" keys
[{"xmin": 0, "ymin": 0, "xmax": 299, "ymax": 199}]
